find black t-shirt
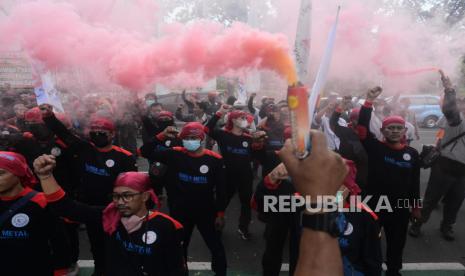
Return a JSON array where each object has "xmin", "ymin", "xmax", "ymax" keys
[
  {"xmin": 43, "ymin": 114, "xmax": 137, "ymax": 205},
  {"xmin": 206, "ymin": 114, "xmax": 254, "ymax": 176},
  {"xmin": 140, "ymin": 135, "xmax": 182, "ymax": 196},
  {"xmin": 47, "ymin": 190, "xmax": 186, "ymax": 276},
  {"xmin": 0, "ymin": 188, "xmax": 56, "ymax": 276},
  {"xmin": 14, "ymin": 137, "xmax": 76, "ymax": 192},
  {"xmin": 358, "ymin": 103, "xmax": 420, "ymax": 207},
  {"xmin": 142, "ymin": 146, "xmax": 227, "ymax": 214}
]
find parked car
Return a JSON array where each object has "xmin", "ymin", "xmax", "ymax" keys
[{"xmin": 391, "ymin": 95, "xmax": 443, "ymax": 128}]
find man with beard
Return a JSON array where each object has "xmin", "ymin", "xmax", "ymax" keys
[
  {"xmin": 34, "ymin": 156, "xmax": 187, "ymax": 276},
  {"xmin": 40, "ymin": 104, "xmax": 137, "ymax": 276}
]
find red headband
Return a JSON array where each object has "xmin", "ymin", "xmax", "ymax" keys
[
  {"xmin": 102, "ymin": 172, "xmax": 159, "ymax": 235},
  {"xmin": 343, "ymin": 160, "xmax": 361, "ymax": 195},
  {"xmin": 225, "ymin": 110, "xmax": 247, "ymax": 130},
  {"xmin": 157, "ymin": 111, "xmax": 174, "ymax": 120},
  {"xmin": 179, "ymin": 122, "xmax": 205, "ymax": 140},
  {"xmin": 24, "ymin": 107, "xmax": 43, "ymax": 124},
  {"xmin": 349, "ymin": 108, "xmax": 360, "ymax": 121},
  {"xmin": 89, "ymin": 117, "xmax": 115, "ymax": 132},
  {"xmin": 0, "ymin": 151, "xmax": 37, "ymax": 187},
  {"xmin": 382, "ymin": 116, "xmax": 405, "ymax": 128}
]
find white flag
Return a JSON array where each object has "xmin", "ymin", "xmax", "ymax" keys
[
  {"xmin": 308, "ymin": 6, "xmax": 340, "ymax": 124},
  {"xmin": 237, "ymin": 81, "xmax": 247, "ymax": 104},
  {"xmin": 34, "ymin": 71, "xmax": 64, "ymax": 113}
]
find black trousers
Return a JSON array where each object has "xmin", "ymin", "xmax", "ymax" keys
[
  {"xmin": 64, "ymin": 221, "xmax": 80, "ymax": 263},
  {"xmin": 421, "ymin": 157, "xmax": 465, "ymax": 227},
  {"xmin": 171, "ymin": 208, "xmax": 227, "ymax": 276},
  {"xmin": 86, "ymin": 222, "xmax": 106, "ymax": 275},
  {"xmin": 50, "ymin": 217, "xmax": 72, "ymax": 270},
  {"xmin": 262, "ymin": 213, "xmax": 301, "ymax": 276},
  {"xmin": 379, "ymin": 209, "xmax": 410, "ymax": 275},
  {"xmin": 225, "ymin": 170, "xmax": 253, "ymax": 232}
]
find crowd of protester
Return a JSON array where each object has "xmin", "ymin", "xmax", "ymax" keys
[{"xmin": 1, "ymin": 69, "xmax": 465, "ymax": 276}]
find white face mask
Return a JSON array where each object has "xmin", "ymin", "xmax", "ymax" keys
[
  {"xmin": 121, "ymin": 214, "xmax": 146, "ymax": 234},
  {"xmin": 146, "ymin": 99, "xmax": 156, "ymax": 107},
  {"xmin": 235, "ymin": 119, "xmax": 248, "ymax": 129}
]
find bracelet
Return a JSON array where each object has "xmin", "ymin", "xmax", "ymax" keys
[{"xmin": 38, "ymin": 174, "xmax": 53, "ymax": 181}]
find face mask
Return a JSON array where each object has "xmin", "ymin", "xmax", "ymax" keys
[
  {"xmin": 29, "ymin": 124, "xmax": 53, "ymax": 141},
  {"xmin": 183, "ymin": 139, "xmax": 201, "ymax": 152},
  {"xmin": 121, "ymin": 214, "xmax": 146, "ymax": 234},
  {"xmin": 146, "ymin": 100, "xmax": 156, "ymax": 107},
  {"xmin": 90, "ymin": 131, "xmax": 110, "ymax": 148},
  {"xmin": 235, "ymin": 119, "xmax": 248, "ymax": 129}
]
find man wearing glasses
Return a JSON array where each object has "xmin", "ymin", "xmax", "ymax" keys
[{"xmin": 33, "ymin": 156, "xmax": 186, "ymax": 276}]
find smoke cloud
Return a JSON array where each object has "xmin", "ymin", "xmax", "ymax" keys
[{"xmin": 0, "ymin": 0, "xmax": 296, "ymax": 93}]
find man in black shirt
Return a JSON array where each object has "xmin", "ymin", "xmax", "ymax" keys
[
  {"xmin": 205, "ymin": 106, "xmax": 265, "ymax": 240},
  {"xmin": 0, "ymin": 151, "xmax": 68, "ymax": 276},
  {"xmin": 34, "ymin": 155, "xmax": 187, "ymax": 276},
  {"xmin": 358, "ymin": 87, "xmax": 420, "ymax": 276},
  {"xmin": 40, "ymin": 104, "xmax": 137, "ymax": 275},
  {"xmin": 140, "ymin": 111, "xmax": 181, "ymax": 196},
  {"xmin": 142, "ymin": 122, "xmax": 228, "ymax": 276}
]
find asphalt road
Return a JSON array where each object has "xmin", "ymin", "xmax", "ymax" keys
[{"xmin": 78, "ymin": 128, "xmax": 465, "ymax": 275}]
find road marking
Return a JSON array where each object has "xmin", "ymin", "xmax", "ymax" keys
[
  {"xmin": 383, "ymin": 263, "xmax": 465, "ymax": 271},
  {"xmin": 77, "ymin": 260, "xmax": 465, "ymax": 271}
]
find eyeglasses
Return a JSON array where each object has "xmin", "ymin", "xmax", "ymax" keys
[{"xmin": 111, "ymin": 192, "xmax": 143, "ymax": 202}]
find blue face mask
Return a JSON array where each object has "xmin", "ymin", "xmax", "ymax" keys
[{"xmin": 183, "ymin": 139, "xmax": 201, "ymax": 152}]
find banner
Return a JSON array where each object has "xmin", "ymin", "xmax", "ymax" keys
[
  {"xmin": 34, "ymin": 71, "xmax": 64, "ymax": 112},
  {"xmin": 308, "ymin": 6, "xmax": 340, "ymax": 124},
  {"xmin": 236, "ymin": 80, "xmax": 247, "ymax": 104}
]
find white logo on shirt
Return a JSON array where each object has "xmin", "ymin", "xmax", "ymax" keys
[
  {"xmin": 2, "ymin": 131, "xmax": 10, "ymax": 135},
  {"xmin": 343, "ymin": 222, "xmax": 353, "ymax": 236},
  {"xmin": 200, "ymin": 165, "xmax": 209, "ymax": 174},
  {"xmin": 242, "ymin": 141, "xmax": 248, "ymax": 148},
  {"xmin": 142, "ymin": 231, "xmax": 157, "ymax": 245},
  {"xmin": 51, "ymin": 147, "xmax": 62, "ymax": 157},
  {"xmin": 106, "ymin": 159, "xmax": 115, "ymax": 168},
  {"xmin": 165, "ymin": 140, "xmax": 171, "ymax": 147},
  {"xmin": 403, "ymin": 153, "xmax": 411, "ymax": 161},
  {"xmin": 11, "ymin": 213, "xmax": 29, "ymax": 228}
]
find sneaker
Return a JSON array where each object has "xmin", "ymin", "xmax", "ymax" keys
[
  {"xmin": 408, "ymin": 223, "xmax": 422, "ymax": 238},
  {"xmin": 440, "ymin": 226, "xmax": 455, "ymax": 241},
  {"xmin": 237, "ymin": 228, "xmax": 250, "ymax": 240}
]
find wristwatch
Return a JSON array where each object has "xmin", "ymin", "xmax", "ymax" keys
[{"xmin": 301, "ymin": 212, "xmax": 343, "ymax": 238}]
